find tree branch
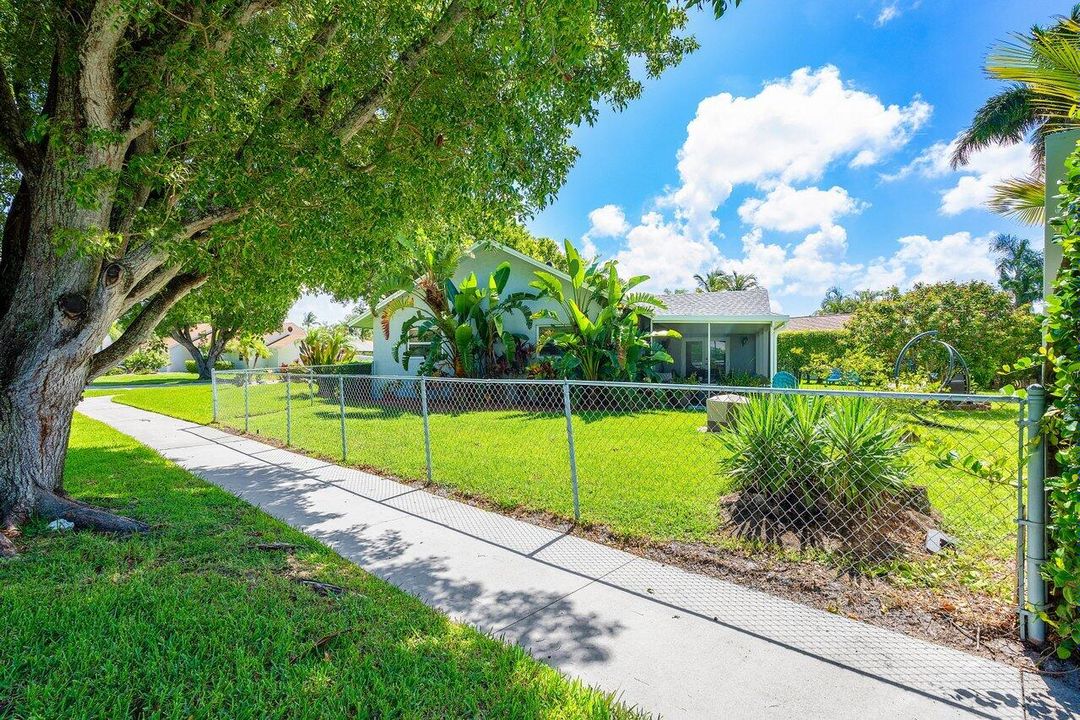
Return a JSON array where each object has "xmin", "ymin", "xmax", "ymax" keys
[
  {"xmin": 182, "ymin": 208, "xmax": 247, "ymax": 239},
  {"xmin": 122, "ymin": 262, "xmax": 180, "ymax": 311},
  {"xmin": 80, "ymin": 0, "xmax": 136, "ymax": 132},
  {"xmin": 334, "ymin": 0, "xmax": 468, "ymax": 145},
  {"xmin": 0, "ymin": 62, "xmax": 41, "ymax": 174},
  {"xmin": 89, "ymin": 271, "xmax": 207, "ymax": 379}
]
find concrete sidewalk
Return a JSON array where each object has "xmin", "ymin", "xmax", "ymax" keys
[{"xmin": 79, "ymin": 396, "xmax": 1078, "ymax": 720}]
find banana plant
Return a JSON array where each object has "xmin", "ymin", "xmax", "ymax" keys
[
  {"xmin": 387, "ymin": 260, "xmax": 531, "ymax": 377},
  {"xmin": 530, "ymin": 240, "xmax": 679, "ymax": 381}
]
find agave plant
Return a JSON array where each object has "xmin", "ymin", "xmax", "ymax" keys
[{"xmin": 530, "ymin": 241, "xmax": 679, "ymax": 381}]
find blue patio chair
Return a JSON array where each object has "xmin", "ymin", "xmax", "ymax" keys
[
  {"xmin": 771, "ymin": 371, "xmax": 798, "ymax": 389},
  {"xmin": 823, "ymin": 368, "xmax": 843, "ymax": 385}
]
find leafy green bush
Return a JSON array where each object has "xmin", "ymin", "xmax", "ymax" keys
[
  {"xmin": 777, "ymin": 329, "xmax": 849, "ymax": 378},
  {"xmin": 300, "ymin": 325, "xmax": 358, "ymax": 367},
  {"xmin": 718, "ymin": 371, "xmax": 767, "ymax": 387},
  {"xmin": 122, "ymin": 338, "xmax": 168, "ymax": 374},
  {"xmin": 1041, "ymin": 147, "xmax": 1080, "ymax": 660},
  {"xmin": 184, "ymin": 359, "xmax": 234, "ymax": 373},
  {"xmin": 847, "ymin": 281, "xmax": 1041, "ymax": 388},
  {"xmin": 720, "ymin": 395, "xmax": 911, "ymax": 546}
]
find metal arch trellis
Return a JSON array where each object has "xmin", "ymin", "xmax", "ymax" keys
[{"xmin": 893, "ymin": 330, "xmax": 972, "ymax": 393}]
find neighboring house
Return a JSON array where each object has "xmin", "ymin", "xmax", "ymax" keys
[
  {"xmin": 353, "ymin": 243, "xmax": 788, "ymax": 380},
  {"xmin": 781, "ymin": 313, "xmax": 853, "ymax": 333},
  {"xmin": 161, "ymin": 321, "xmax": 308, "ymax": 371}
]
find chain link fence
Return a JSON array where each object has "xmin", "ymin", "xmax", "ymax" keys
[{"xmin": 212, "ymin": 368, "xmax": 1045, "ymax": 636}]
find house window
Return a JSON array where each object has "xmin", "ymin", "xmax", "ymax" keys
[
  {"xmin": 535, "ymin": 323, "xmax": 572, "ymax": 357},
  {"xmin": 406, "ymin": 326, "xmax": 432, "ymax": 356}
]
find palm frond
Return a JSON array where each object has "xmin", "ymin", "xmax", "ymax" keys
[
  {"xmin": 988, "ymin": 174, "xmax": 1046, "ymax": 226},
  {"xmin": 951, "ymin": 85, "xmax": 1036, "ymax": 168}
]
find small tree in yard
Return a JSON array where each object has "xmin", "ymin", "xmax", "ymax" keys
[
  {"xmin": 0, "ymin": 0, "xmax": 745, "ymax": 554},
  {"xmin": 160, "ymin": 270, "xmax": 298, "ymax": 380}
]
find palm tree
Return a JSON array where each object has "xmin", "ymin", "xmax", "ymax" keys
[
  {"xmin": 301, "ymin": 311, "xmax": 319, "ymax": 329},
  {"xmin": 693, "ymin": 269, "xmax": 759, "ymax": 292},
  {"xmin": 990, "ymin": 233, "xmax": 1044, "ymax": 306},
  {"xmin": 952, "ymin": 6, "xmax": 1080, "ymax": 224},
  {"xmin": 815, "ymin": 287, "xmax": 887, "ymax": 315}
]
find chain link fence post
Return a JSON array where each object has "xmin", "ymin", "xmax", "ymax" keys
[
  {"xmin": 285, "ymin": 372, "xmax": 292, "ymax": 447},
  {"xmin": 243, "ymin": 372, "xmax": 249, "ymax": 434},
  {"xmin": 338, "ymin": 374, "xmax": 347, "ymax": 462},
  {"xmin": 562, "ymin": 379, "xmax": 580, "ymax": 522},
  {"xmin": 420, "ymin": 376, "xmax": 433, "ymax": 483},
  {"xmin": 211, "ymin": 368, "xmax": 219, "ymax": 423},
  {"xmin": 1024, "ymin": 384, "xmax": 1048, "ymax": 644}
]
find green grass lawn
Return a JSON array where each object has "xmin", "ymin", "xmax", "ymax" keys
[
  {"xmin": 101, "ymin": 381, "xmax": 1022, "ymax": 598},
  {"xmin": 0, "ymin": 414, "xmax": 637, "ymax": 719},
  {"xmin": 90, "ymin": 371, "xmax": 203, "ymax": 386}
]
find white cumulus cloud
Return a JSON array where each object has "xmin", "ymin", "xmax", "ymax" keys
[
  {"xmin": 667, "ymin": 65, "xmax": 930, "ymax": 229},
  {"xmin": 580, "ymin": 204, "xmax": 630, "ymax": 257},
  {"xmin": 738, "ymin": 184, "xmax": 868, "ymax": 233},
  {"xmin": 614, "ymin": 212, "xmax": 722, "ymax": 291},
  {"xmin": 860, "ymin": 232, "xmax": 999, "ymax": 288},
  {"xmin": 884, "ymin": 135, "xmax": 1034, "ymax": 215}
]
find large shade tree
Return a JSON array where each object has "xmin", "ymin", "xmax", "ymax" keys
[{"xmin": 0, "ymin": 0, "xmax": 743, "ymax": 555}]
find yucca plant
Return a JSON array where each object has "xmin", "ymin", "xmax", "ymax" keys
[{"xmin": 721, "ymin": 395, "xmax": 912, "ymax": 545}]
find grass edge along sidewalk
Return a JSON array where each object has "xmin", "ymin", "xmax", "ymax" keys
[{"xmin": 0, "ymin": 413, "xmax": 642, "ymax": 720}]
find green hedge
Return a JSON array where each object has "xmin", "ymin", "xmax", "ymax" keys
[
  {"xmin": 1042, "ymin": 149, "xmax": 1080, "ymax": 660},
  {"xmin": 776, "ymin": 329, "xmax": 849, "ymax": 378},
  {"xmin": 184, "ymin": 359, "xmax": 235, "ymax": 373}
]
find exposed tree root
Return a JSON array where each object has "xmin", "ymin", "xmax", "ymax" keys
[
  {"xmin": 0, "ymin": 532, "xmax": 16, "ymax": 558},
  {"xmin": 35, "ymin": 491, "xmax": 150, "ymax": 533}
]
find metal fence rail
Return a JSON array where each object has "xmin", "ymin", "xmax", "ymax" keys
[{"xmin": 212, "ymin": 368, "xmax": 1046, "ymax": 640}]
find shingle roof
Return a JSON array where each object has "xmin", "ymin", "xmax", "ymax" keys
[
  {"xmin": 782, "ymin": 313, "xmax": 853, "ymax": 332},
  {"xmin": 653, "ymin": 287, "xmax": 784, "ymax": 319}
]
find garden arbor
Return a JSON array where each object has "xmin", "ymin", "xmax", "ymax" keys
[{"xmin": 0, "ymin": 0, "xmax": 743, "ymax": 555}]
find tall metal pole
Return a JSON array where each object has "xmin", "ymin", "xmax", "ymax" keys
[
  {"xmin": 285, "ymin": 372, "xmax": 292, "ymax": 447},
  {"xmin": 243, "ymin": 374, "xmax": 249, "ymax": 433},
  {"xmin": 339, "ymin": 375, "xmax": 347, "ymax": 462},
  {"xmin": 1024, "ymin": 384, "xmax": 1048, "ymax": 643},
  {"xmin": 563, "ymin": 380, "xmax": 580, "ymax": 521},
  {"xmin": 420, "ymin": 376, "xmax": 433, "ymax": 483}
]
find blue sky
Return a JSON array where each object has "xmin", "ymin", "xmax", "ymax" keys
[
  {"xmin": 294, "ymin": 0, "xmax": 1061, "ymax": 323},
  {"xmin": 522, "ymin": 0, "xmax": 1060, "ymax": 315}
]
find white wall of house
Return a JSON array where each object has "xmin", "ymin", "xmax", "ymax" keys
[{"xmin": 373, "ymin": 246, "xmax": 571, "ymax": 376}]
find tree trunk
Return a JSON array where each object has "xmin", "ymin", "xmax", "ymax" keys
[{"xmin": 0, "ymin": 161, "xmax": 152, "ymax": 555}]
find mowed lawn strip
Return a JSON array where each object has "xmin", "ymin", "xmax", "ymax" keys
[
  {"xmin": 89, "ymin": 372, "xmax": 203, "ymax": 386},
  {"xmin": 103, "ymin": 383, "xmax": 1021, "ymax": 596},
  {"xmin": 0, "ymin": 414, "xmax": 639, "ymax": 720}
]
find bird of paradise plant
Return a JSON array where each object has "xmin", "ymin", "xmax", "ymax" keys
[{"xmin": 530, "ymin": 241, "xmax": 680, "ymax": 381}]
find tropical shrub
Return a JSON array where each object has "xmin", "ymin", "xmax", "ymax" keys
[
  {"xmin": 530, "ymin": 241, "xmax": 679, "ymax": 382},
  {"xmin": 299, "ymin": 326, "xmax": 358, "ymax": 368},
  {"xmin": 185, "ymin": 359, "xmax": 234, "ymax": 373},
  {"xmin": 387, "ymin": 256, "xmax": 532, "ymax": 378},
  {"xmin": 1040, "ymin": 145, "xmax": 1080, "ymax": 660},
  {"xmin": 718, "ymin": 371, "xmax": 768, "ymax": 387},
  {"xmin": 122, "ymin": 338, "xmax": 168, "ymax": 374},
  {"xmin": 720, "ymin": 395, "xmax": 912, "ymax": 551},
  {"xmin": 777, "ymin": 329, "xmax": 850, "ymax": 378},
  {"xmin": 228, "ymin": 333, "xmax": 271, "ymax": 369},
  {"xmin": 847, "ymin": 281, "xmax": 1041, "ymax": 388}
]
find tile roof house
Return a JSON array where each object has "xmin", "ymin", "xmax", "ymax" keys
[
  {"xmin": 781, "ymin": 313, "xmax": 854, "ymax": 333},
  {"xmin": 354, "ymin": 244, "xmax": 789, "ymax": 381}
]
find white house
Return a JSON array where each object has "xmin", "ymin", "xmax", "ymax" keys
[
  {"xmin": 161, "ymin": 321, "xmax": 309, "ymax": 371},
  {"xmin": 354, "ymin": 243, "xmax": 788, "ymax": 381}
]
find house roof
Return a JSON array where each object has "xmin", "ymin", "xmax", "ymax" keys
[
  {"xmin": 781, "ymin": 313, "xmax": 853, "ymax": 332},
  {"xmin": 350, "ymin": 241, "xmax": 572, "ymax": 327},
  {"xmin": 651, "ymin": 288, "xmax": 787, "ymax": 322}
]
